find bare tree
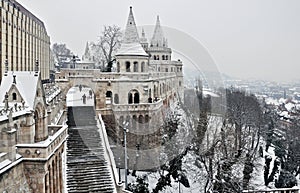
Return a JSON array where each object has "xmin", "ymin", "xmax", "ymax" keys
[
  {"xmin": 52, "ymin": 43, "xmax": 72, "ymax": 57},
  {"xmin": 98, "ymin": 25, "xmax": 122, "ymax": 72}
]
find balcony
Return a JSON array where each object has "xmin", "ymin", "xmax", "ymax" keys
[{"xmin": 16, "ymin": 125, "xmax": 68, "ymax": 160}]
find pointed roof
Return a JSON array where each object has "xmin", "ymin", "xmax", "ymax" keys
[
  {"xmin": 116, "ymin": 7, "xmax": 148, "ymax": 57},
  {"xmin": 151, "ymin": 16, "xmax": 167, "ymax": 47},
  {"xmin": 0, "ymin": 71, "xmax": 40, "ymax": 109}
]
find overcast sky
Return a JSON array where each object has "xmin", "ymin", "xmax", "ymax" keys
[{"xmin": 18, "ymin": 0, "xmax": 300, "ymax": 83}]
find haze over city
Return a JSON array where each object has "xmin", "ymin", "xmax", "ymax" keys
[{"xmin": 17, "ymin": 0, "xmax": 300, "ymax": 82}]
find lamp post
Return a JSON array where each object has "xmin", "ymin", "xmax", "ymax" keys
[
  {"xmin": 117, "ymin": 157, "xmax": 121, "ymax": 184},
  {"xmin": 178, "ymin": 174, "xmax": 182, "ymax": 193},
  {"xmin": 123, "ymin": 121, "xmax": 129, "ymax": 190}
]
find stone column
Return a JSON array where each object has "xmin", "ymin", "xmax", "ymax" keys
[
  {"xmin": 52, "ymin": 161, "xmax": 56, "ymax": 193},
  {"xmin": 45, "ymin": 171, "xmax": 49, "ymax": 193},
  {"xmin": 49, "ymin": 164, "xmax": 53, "ymax": 193}
]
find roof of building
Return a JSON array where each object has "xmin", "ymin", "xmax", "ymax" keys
[
  {"xmin": 0, "ymin": 71, "xmax": 39, "ymax": 109},
  {"xmin": 116, "ymin": 7, "xmax": 148, "ymax": 57},
  {"xmin": 151, "ymin": 16, "xmax": 168, "ymax": 48}
]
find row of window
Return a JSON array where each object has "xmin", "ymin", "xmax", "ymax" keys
[
  {"xmin": 116, "ymin": 61, "xmax": 146, "ymax": 73},
  {"xmin": 153, "ymin": 55, "xmax": 169, "ymax": 60}
]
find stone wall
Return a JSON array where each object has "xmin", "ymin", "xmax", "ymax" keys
[{"xmin": 0, "ymin": 162, "xmax": 30, "ymax": 193}]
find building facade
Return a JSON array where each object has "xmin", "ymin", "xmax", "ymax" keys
[
  {"xmin": 0, "ymin": 69, "xmax": 67, "ymax": 193},
  {"xmin": 0, "ymin": 0, "xmax": 51, "ymax": 82},
  {"xmin": 54, "ymin": 7, "xmax": 184, "ymax": 169}
]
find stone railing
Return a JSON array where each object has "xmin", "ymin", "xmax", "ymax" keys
[
  {"xmin": 243, "ymin": 188, "xmax": 299, "ymax": 193},
  {"xmin": 98, "ymin": 114, "xmax": 132, "ymax": 193},
  {"xmin": 16, "ymin": 125, "xmax": 68, "ymax": 160},
  {"xmin": 112, "ymin": 99, "xmax": 163, "ymax": 113}
]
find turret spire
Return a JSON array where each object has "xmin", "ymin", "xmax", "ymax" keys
[
  {"xmin": 123, "ymin": 6, "xmax": 140, "ymax": 44},
  {"xmin": 116, "ymin": 7, "xmax": 148, "ymax": 56},
  {"xmin": 151, "ymin": 15, "xmax": 167, "ymax": 47}
]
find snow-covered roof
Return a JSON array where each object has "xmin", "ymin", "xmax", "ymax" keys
[
  {"xmin": 203, "ymin": 89, "xmax": 220, "ymax": 98},
  {"xmin": 116, "ymin": 42, "xmax": 148, "ymax": 56},
  {"xmin": 0, "ymin": 71, "xmax": 39, "ymax": 109},
  {"xmin": 116, "ymin": 7, "xmax": 148, "ymax": 57}
]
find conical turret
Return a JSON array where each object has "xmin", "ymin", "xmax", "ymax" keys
[
  {"xmin": 151, "ymin": 16, "xmax": 167, "ymax": 47},
  {"xmin": 116, "ymin": 7, "xmax": 148, "ymax": 56}
]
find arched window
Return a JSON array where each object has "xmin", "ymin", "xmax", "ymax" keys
[
  {"xmin": 162, "ymin": 55, "xmax": 165, "ymax": 60},
  {"xmin": 166, "ymin": 55, "xmax": 168, "ymax": 60},
  {"xmin": 12, "ymin": 92, "xmax": 17, "ymax": 100},
  {"xmin": 106, "ymin": 91, "xmax": 112, "ymax": 104},
  {"xmin": 106, "ymin": 91, "xmax": 112, "ymax": 97},
  {"xmin": 128, "ymin": 93, "xmax": 133, "ymax": 104},
  {"xmin": 157, "ymin": 55, "xmax": 159, "ymax": 60},
  {"xmin": 134, "ymin": 92, "xmax": 140, "ymax": 104},
  {"xmin": 153, "ymin": 55, "xmax": 157, "ymax": 60},
  {"xmin": 128, "ymin": 90, "xmax": 140, "ymax": 104},
  {"xmin": 114, "ymin": 94, "xmax": 119, "ymax": 104},
  {"xmin": 126, "ymin": 61, "xmax": 130, "ymax": 72},
  {"xmin": 141, "ymin": 62, "xmax": 145, "ymax": 72},
  {"xmin": 133, "ymin": 61, "xmax": 138, "ymax": 72}
]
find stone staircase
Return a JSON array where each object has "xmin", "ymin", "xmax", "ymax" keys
[
  {"xmin": 67, "ymin": 106, "xmax": 97, "ymax": 127},
  {"xmin": 66, "ymin": 106, "xmax": 115, "ymax": 193}
]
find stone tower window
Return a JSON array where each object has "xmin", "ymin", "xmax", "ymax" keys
[
  {"xmin": 126, "ymin": 61, "xmax": 130, "ymax": 72},
  {"xmin": 141, "ymin": 62, "xmax": 145, "ymax": 72},
  {"xmin": 133, "ymin": 61, "xmax": 138, "ymax": 72}
]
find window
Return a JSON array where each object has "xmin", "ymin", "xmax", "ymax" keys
[
  {"xmin": 162, "ymin": 55, "xmax": 165, "ymax": 60},
  {"xmin": 141, "ymin": 62, "xmax": 145, "ymax": 72},
  {"xmin": 128, "ymin": 90, "xmax": 140, "ymax": 104},
  {"xmin": 12, "ymin": 92, "xmax": 17, "ymax": 100},
  {"xmin": 126, "ymin": 61, "xmax": 130, "ymax": 72},
  {"xmin": 128, "ymin": 93, "xmax": 133, "ymax": 104},
  {"xmin": 114, "ymin": 94, "xmax": 119, "ymax": 104},
  {"xmin": 134, "ymin": 93, "xmax": 140, "ymax": 103},
  {"xmin": 133, "ymin": 61, "xmax": 138, "ymax": 72}
]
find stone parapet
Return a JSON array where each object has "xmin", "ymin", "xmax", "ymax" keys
[{"xmin": 16, "ymin": 125, "xmax": 68, "ymax": 160}]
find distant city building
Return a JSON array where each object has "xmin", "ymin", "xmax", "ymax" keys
[{"xmin": 0, "ymin": 0, "xmax": 51, "ymax": 83}]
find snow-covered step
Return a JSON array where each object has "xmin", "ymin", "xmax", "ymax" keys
[{"xmin": 66, "ymin": 106, "xmax": 114, "ymax": 193}]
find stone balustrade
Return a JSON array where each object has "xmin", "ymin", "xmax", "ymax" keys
[
  {"xmin": 112, "ymin": 99, "xmax": 163, "ymax": 112},
  {"xmin": 16, "ymin": 125, "xmax": 68, "ymax": 160}
]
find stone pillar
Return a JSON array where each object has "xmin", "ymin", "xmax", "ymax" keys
[
  {"xmin": 56, "ymin": 155, "xmax": 60, "ymax": 193},
  {"xmin": 52, "ymin": 160, "xmax": 57, "ymax": 193},
  {"xmin": 59, "ymin": 154, "xmax": 63, "ymax": 193},
  {"xmin": 49, "ymin": 164, "xmax": 53, "ymax": 193},
  {"xmin": 45, "ymin": 171, "xmax": 49, "ymax": 193}
]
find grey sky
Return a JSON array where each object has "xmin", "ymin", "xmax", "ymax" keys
[{"xmin": 18, "ymin": 0, "xmax": 300, "ymax": 82}]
